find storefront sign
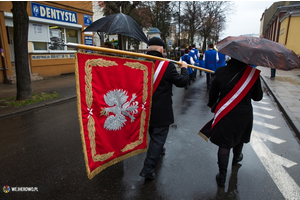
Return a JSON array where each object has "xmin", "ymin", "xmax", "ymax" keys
[
  {"xmin": 84, "ymin": 36, "xmax": 93, "ymax": 53},
  {"xmin": 31, "ymin": 2, "xmax": 77, "ymax": 24},
  {"xmin": 84, "ymin": 15, "xmax": 92, "ymax": 26},
  {"xmin": 32, "ymin": 54, "xmax": 75, "ymax": 60}
]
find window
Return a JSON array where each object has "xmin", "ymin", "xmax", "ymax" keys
[
  {"xmin": 29, "ymin": 23, "xmax": 79, "ymax": 52},
  {"xmin": 33, "ymin": 42, "xmax": 47, "ymax": 50},
  {"xmin": 49, "ymin": 26, "xmax": 65, "ymax": 50},
  {"xmin": 66, "ymin": 29, "xmax": 78, "ymax": 50}
]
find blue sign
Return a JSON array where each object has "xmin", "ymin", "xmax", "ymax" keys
[
  {"xmin": 85, "ymin": 36, "xmax": 93, "ymax": 46},
  {"xmin": 84, "ymin": 15, "xmax": 92, "ymax": 26},
  {"xmin": 31, "ymin": 2, "xmax": 77, "ymax": 24},
  {"xmin": 85, "ymin": 36, "xmax": 93, "ymax": 53}
]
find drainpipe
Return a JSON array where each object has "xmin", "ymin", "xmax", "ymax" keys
[{"xmin": 285, "ymin": 14, "xmax": 291, "ymax": 45}]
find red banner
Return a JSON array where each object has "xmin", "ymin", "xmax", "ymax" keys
[{"xmin": 75, "ymin": 53, "xmax": 154, "ymax": 179}]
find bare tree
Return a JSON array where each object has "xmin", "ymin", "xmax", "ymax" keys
[
  {"xmin": 181, "ymin": 1, "xmax": 202, "ymax": 46},
  {"xmin": 11, "ymin": 1, "xmax": 31, "ymax": 100},
  {"xmin": 144, "ymin": 1, "xmax": 175, "ymax": 56},
  {"xmin": 199, "ymin": 1, "xmax": 233, "ymax": 51}
]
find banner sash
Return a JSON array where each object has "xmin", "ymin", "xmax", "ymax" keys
[
  {"xmin": 198, "ymin": 66, "xmax": 261, "ymax": 141},
  {"xmin": 153, "ymin": 60, "xmax": 169, "ymax": 94}
]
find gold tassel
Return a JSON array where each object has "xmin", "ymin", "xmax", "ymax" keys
[{"xmin": 198, "ymin": 131, "xmax": 209, "ymax": 142}]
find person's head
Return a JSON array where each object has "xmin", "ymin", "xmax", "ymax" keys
[
  {"xmin": 208, "ymin": 43, "xmax": 214, "ymax": 48},
  {"xmin": 192, "ymin": 44, "xmax": 196, "ymax": 48},
  {"xmin": 148, "ymin": 37, "xmax": 165, "ymax": 55},
  {"xmin": 184, "ymin": 48, "xmax": 189, "ymax": 54},
  {"xmin": 100, "ymin": 42, "xmax": 114, "ymax": 49},
  {"xmin": 189, "ymin": 46, "xmax": 192, "ymax": 50}
]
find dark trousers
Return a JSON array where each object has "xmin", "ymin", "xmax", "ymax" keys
[
  {"xmin": 271, "ymin": 68, "xmax": 276, "ymax": 78},
  {"xmin": 141, "ymin": 126, "xmax": 169, "ymax": 174},
  {"xmin": 206, "ymin": 73, "xmax": 214, "ymax": 87}
]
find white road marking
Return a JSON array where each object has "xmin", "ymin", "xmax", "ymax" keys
[
  {"xmin": 257, "ymin": 101, "xmax": 269, "ymax": 105},
  {"xmin": 258, "ymin": 132, "xmax": 286, "ymax": 144},
  {"xmin": 253, "ymin": 120, "xmax": 280, "ymax": 129},
  {"xmin": 253, "ymin": 112, "xmax": 276, "ymax": 119},
  {"xmin": 251, "ymin": 130, "xmax": 300, "ymax": 200},
  {"xmin": 253, "ymin": 105, "xmax": 273, "ymax": 111}
]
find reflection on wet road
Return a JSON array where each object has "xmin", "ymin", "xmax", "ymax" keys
[{"xmin": 1, "ymin": 75, "xmax": 300, "ymax": 199}]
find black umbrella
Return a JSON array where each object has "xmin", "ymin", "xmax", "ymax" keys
[{"xmin": 83, "ymin": 13, "xmax": 148, "ymax": 44}]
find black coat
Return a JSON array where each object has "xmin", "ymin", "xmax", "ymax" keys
[
  {"xmin": 208, "ymin": 59, "xmax": 263, "ymax": 148},
  {"xmin": 147, "ymin": 50, "xmax": 189, "ymax": 127}
]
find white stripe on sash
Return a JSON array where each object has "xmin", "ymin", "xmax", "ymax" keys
[
  {"xmin": 153, "ymin": 61, "xmax": 165, "ymax": 84},
  {"xmin": 212, "ymin": 67, "xmax": 256, "ymax": 125}
]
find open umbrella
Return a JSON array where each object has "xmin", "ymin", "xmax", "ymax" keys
[
  {"xmin": 216, "ymin": 36, "xmax": 300, "ymax": 70},
  {"xmin": 83, "ymin": 13, "xmax": 148, "ymax": 44}
]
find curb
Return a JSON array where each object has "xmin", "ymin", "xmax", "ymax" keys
[
  {"xmin": 0, "ymin": 95, "xmax": 77, "ymax": 119},
  {"xmin": 260, "ymin": 75, "xmax": 300, "ymax": 140}
]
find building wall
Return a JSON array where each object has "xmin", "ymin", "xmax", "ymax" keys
[
  {"xmin": 261, "ymin": 1, "xmax": 300, "ymax": 58},
  {"xmin": 279, "ymin": 16, "xmax": 300, "ymax": 55},
  {"xmin": 0, "ymin": 1, "xmax": 93, "ymax": 83}
]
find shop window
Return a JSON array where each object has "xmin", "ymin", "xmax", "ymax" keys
[
  {"xmin": 33, "ymin": 42, "xmax": 47, "ymax": 50},
  {"xmin": 28, "ymin": 23, "xmax": 79, "ymax": 52},
  {"xmin": 66, "ymin": 29, "xmax": 78, "ymax": 50},
  {"xmin": 49, "ymin": 26, "xmax": 65, "ymax": 50}
]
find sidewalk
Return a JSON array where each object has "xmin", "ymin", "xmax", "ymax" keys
[
  {"xmin": 257, "ymin": 66, "xmax": 300, "ymax": 140},
  {"xmin": 0, "ymin": 74, "xmax": 76, "ymax": 118},
  {"xmin": 0, "ymin": 68, "xmax": 300, "ymax": 139}
]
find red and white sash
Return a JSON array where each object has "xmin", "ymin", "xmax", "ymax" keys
[
  {"xmin": 152, "ymin": 60, "xmax": 169, "ymax": 94},
  {"xmin": 211, "ymin": 65, "xmax": 260, "ymax": 130}
]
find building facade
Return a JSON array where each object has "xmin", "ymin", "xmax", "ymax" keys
[
  {"xmin": 260, "ymin": 1, "xmax": 300, "ymax": 56},
  {"xmin": 0, "ymin": 1, "xmax": 93, "ymax": 84}
]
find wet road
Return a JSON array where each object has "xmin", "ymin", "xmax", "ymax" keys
[{"xmin": 1, "ymin": 75, "xmax": 300, "ymax": 200}]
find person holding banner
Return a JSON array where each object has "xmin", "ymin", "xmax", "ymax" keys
[
  {"xmin": 139, "ymin": 37, "xmax": 189, "ymax": 180},
  {"xmin": 200, "ymin": 58, "xmax": 263, "ymax": 187}
]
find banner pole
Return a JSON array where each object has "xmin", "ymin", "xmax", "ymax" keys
[{"xmin": 66, "ymin": 43, "xmax": 214, "ymax": 74}]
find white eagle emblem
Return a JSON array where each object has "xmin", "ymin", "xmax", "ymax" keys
[{"xmin": 100, "ymin": 89, "xmax": 139, "ymax": 131}]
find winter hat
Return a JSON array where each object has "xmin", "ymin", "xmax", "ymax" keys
[{"xmin": 148, "ymin": 37, "xmax": 165, "ymax": 48}]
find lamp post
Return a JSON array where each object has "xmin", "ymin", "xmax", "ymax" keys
[{"xmin": 178, "ymin": 1, "xmax": 180, "ymax": 48}]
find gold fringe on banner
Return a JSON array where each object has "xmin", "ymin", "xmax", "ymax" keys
[{"xmin": 198, "ymin": 131, "xmax": 209, "ymax": 142}]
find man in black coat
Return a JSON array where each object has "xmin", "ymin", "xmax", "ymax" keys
[{"xmin": 139, "ymin": 37, "xmax": 189, "ymax": 179}]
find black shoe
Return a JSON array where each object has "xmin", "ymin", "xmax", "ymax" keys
[
  {"xmin": 139, "ymin": 172, "xmax": 155, "ymax": 180},
  {"xmin": 232, "ymin": 153, "xmax": 243, "ymax": 165},
  {"xmin": 216, "ymin": 173, "xmax": 225, "ymax": 188},
  {"xmin": 216, "ymin": 154, "xmax": 229, "ymax": 188}
]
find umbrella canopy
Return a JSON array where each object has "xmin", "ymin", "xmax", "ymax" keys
[
  {"xmin": 83, "ymin": 13, "xmax": 148, "ymax": 44},
  {"xmin": 216, "ymin": 36, "xmax": 300, "ymax": 70}
]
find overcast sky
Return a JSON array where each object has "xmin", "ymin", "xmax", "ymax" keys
[{"xmin": 220, "ymin": 1, "xmax": 275, "ymax": 40}]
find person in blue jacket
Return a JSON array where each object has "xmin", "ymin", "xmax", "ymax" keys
[
  {"xmin": 180, "ymin": 48, "xmax": 195, "ymax": 87},
  {"xmin": 203, "ymin": 43, "xmax": 219, "ymax": 89},
  {"xmin": 188, "ymin": 46, "xmax": 198, "ymax": 81},
  {"xmin": 217, "ymin": 52, "xmax": 226, "ymax": 68}
]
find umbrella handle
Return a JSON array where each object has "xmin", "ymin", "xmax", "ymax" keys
[{"xmin": 66, "ymin": 43, "xmax": 214, "ymax": 74}]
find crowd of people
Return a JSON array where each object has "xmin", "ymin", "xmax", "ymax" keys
[{"xmin": 176, "ymin": 42, "xmax": 229, "ymax": 89}]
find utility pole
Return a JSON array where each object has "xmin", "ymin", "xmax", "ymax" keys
[{"xmin": 178, "ymin": 1, "xmax": 180, "ymax": 49}]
